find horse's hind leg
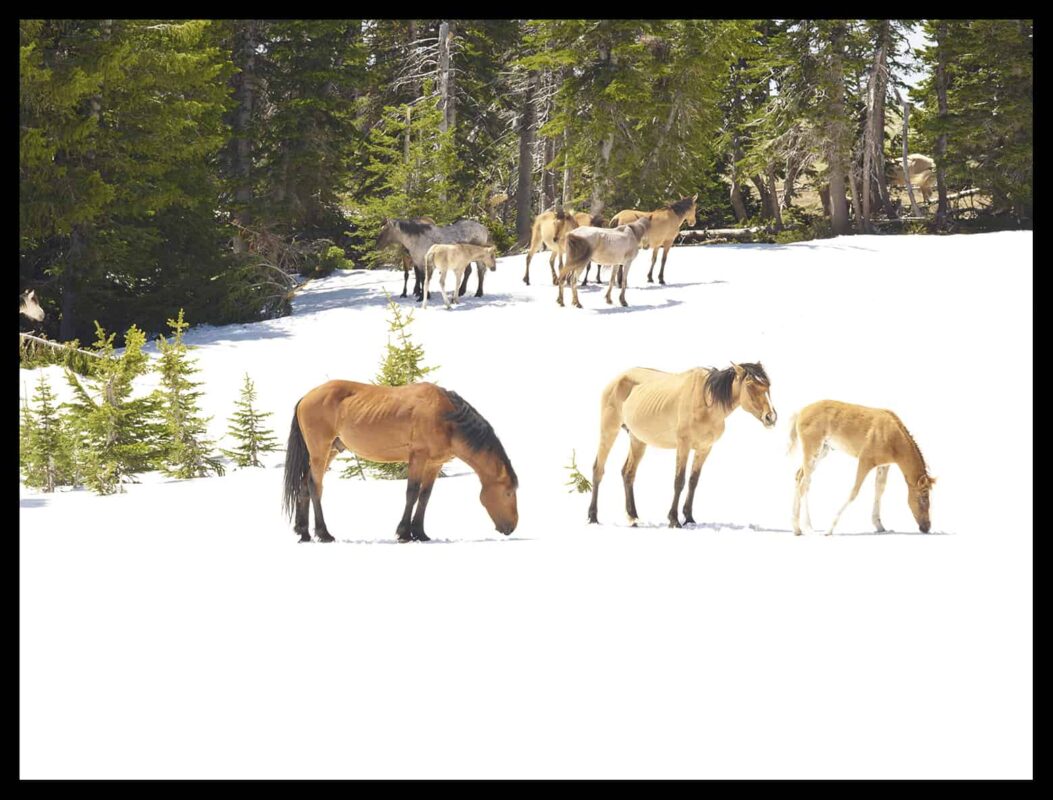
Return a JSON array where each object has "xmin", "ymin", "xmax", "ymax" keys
[
  {"xmin": 307, "ymin": 457, "xmax": 335, "ymax": 543},
  {"xmin": 588, "ymin": 394, "xmax": 627, "ymax": 524},
  {"xmin": 871, "ymin": 465, "xmax": 890, "ymax": 532},
  {"xmin": 458, "ymin": 264, "xmax": 472, "ymax": 297},
  {"xmin": 474, "ymin": 262, "xmax": 485, "ymax": 297},
  {"xmin": 792, "ymin": 437, "xmax": 825, "ymax": 534},
  {"xmin": 293, "ymin": 472, "xmax": 311, "ymax": 542},
  {"xmin": 621, "ymin": 434, "xmax": 647, "ymax": 526},
  {"xmin": 681, "ymin": 445, "xmax": 713, "ymax": 525},
  {"xmin": 549, "ymin": 251, "xmax": 559, "ymax": 286},
  {"xmin": 657, "ymin": 243, "xmax": 671, "ymax": 285},
  {"xmin": 647, "ymin": 245, "xmax": 660, "ymax": 283},
  {"xmin": 827, "ymin": 457, "xmax": 876, "ymax": 535}
]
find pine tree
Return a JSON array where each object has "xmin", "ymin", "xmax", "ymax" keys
[
  {"xmin": 65, "ymin": 323, "xmax": 164, "ymax": 495},
  {"xmin": 341, "ymin": 295, "xmax": 438, "ymax": 480},
  {"xmin": 222, "ymin": 373, "xmax": 280, "ymax": 467},
  {"xmin": 154, "ymin": 309, "xmax": 225, "ymax": 479},
  {"xmin": 20, "ymin": 374, "xmax": 77, "ymax": 492}
]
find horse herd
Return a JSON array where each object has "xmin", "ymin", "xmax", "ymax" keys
[
  {"xmin": 283, "ymin": 369, "xmax": 936, "ymax": 544},
  {"xmin": 376, "ymin": 194, "xmax": 698, "ymax": 310}
]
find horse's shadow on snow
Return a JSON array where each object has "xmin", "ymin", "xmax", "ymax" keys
[
  {"xmin": 590, "ymin": 297, "xmax": 684, "ymax": 315},
  {"xmin": 328, "ymin": 536, "xmax": 536, "ymax": 545}
]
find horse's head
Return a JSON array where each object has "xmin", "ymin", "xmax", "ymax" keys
[
  {"xmin": 481, "ymin": 245, "xmax": 497, "ymax": 271},
  {"xmin": 376, "ymin": 219, "xmax": 396, "ymax": 250},
  {"xmin": 480, "ymin": 466, "xmax": 518, "ymax": 535},
  {"xmin": 733, "ymin": 362, "xmax": 777, "ymax": 428},
  {"xmin": 20, "ymin": 289, "xmax": 44, "ymax": 322},
  {"xmin": 685, "ymin": 194, "xmax": 698, "ymax": 226},
  {"xmin": 907, "ymin": 473, "xmax": 936, "ymax": 533}
]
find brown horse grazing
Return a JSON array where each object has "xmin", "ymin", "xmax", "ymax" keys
[
  {"xmin": 557, "ymin": 217, "xmax": 651, "ymax": 308},
  {"xmin": 283, "ymin": 381, "xmax": 518, "ymax": 543},
  {"xmin": 789, "ymin": 400, "xmax": 936, "ymax": 535},
  {"xmin": 588, "ymin": 363, "xmax": 776, "ymax": 527},
  {"xmin": 20, "ymin": 289, "xmax": 44, "ymax": 322},
  {"xmin": 423, "ymin": 243, "xmax": 497, "ymax": 309},
  {"xmin": 377, "ymin": 218, "xmax": 490, "ymax": 300},
  {"xmin": 523, "ymin": 209, "xmax": 602, "ymax": 286},
  {"xmin": 609, "ymin": 196, "xmax": 697, "ymax": 284}
]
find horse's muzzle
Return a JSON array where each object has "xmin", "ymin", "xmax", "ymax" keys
[
  {"xmin": 496, "ymin": 522, "xmax": 516, "ymax": 535},
  {"xmin": 763, "ymin": 412, "xmax": 777, "ymax": 428},
  {"xmin": 920, "ymin": 521, "xmax": 931, "ymax": 534}
]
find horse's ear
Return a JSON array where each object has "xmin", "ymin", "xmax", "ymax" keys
[
  {"xmin": 916, "ymin": 475, "xmax": 935, "ymax": 490},
  {"xmin": 692, "ymin": 193, "xmax": 698, "ymax": 202},
  {"xmin": 27, "ymin": 290, "xmax": 35, "ymax": 300}
]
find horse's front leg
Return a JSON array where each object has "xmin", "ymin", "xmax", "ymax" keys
[
  {"xmin": 588, "ymin": 406, "xmax": 623, "ymax": 524},
  {"xmin": 475, "ymin": 262, "xmax": 485, "ymax": 298},
  {"xmin": 667, "ymin": 443, "xmax": 690, "ymax": 528},
  {"xmin": 647, "ymin": 245, "xmax": 660, "ymax": 283},
  {"xmin": 401, "ymin": 266, "xmax": 409, "ymax": 298},
  {"xmin": 872, "ymin": 465, "xmax": 890, "ymax": 532},
  {"xmin": 621, "ymin": 434, "xmax": 647, "ymax": 526},
  {"xmin": 439, "ymin": 268, "xmax": 452, "ymax": 309},
  {"xmin": 618, "ymin": 260, "xmax": 631, "ymax": 306}
]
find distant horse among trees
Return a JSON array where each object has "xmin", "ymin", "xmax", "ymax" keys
[
  {"xmin": 377, "ymin": 218, "xmax": 491, "ymax": 300},
  {"xmin": 608, "ymin": 195, "xmax": 697, "ymax": 284},
  {"xmin": 522, "ymin": 209, "xmax": 604, "ymax": 286},
  {"xmin": 789, "ymin": 399, "xmax": 936, "ymax": 535},
  {"xmin": 283, "ymin": 380, "xmax": 518, "ymax": 543},
  {"xmin": 887, "ymin": 154, "xmax": 937, "ymax": 205},
  {"xmin": 20, "ymin": 289, "xmax": 44, "ymax": 322}
]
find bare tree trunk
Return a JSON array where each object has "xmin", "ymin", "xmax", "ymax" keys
[
  {"xmin": 543, "ymin": 134, "xmax": 556, "ymax": 210},
  {"xmin": 232, "ymin": 20, "xmax": 258, "ymax": 253},
  {"xmin": 446, "ymin": 21, "xmax": 456, "ymax": 132},
  {"xmin": 750, "ymin": 175, "xmax": 772, "ymax": 221},
  {"xmin": 438, "ymin": 21, "xmax": 450, "ymax": 134},
  {"xmin": 782, "ymin": 155, "xmax": 802, "ymax": 210},
  {"xmin": 934, "ymin": 21, "xmax": 950, "ymax": 228},
  {"xmin": 590, "ymin": 132, "xmax": 613, "ymax": 217},
  {"xmin": 825, "ymin": 23, "xmax": 851, "ymax": 235},
  {"xmin": 515, "ymin": 75, "xmax": 537, "ymax": 245},
  {"xmin": 894, "ymin": 88, "xmax": 923, "ymax": 216},
  {"xmin": 766, "ymin": 165, "xmax": 784, "ymax": 231},
  {"xmin": 848, "ymin": 164, "xmax": 864, "ymax": 232},
  {"xmin": 561, "ymin": 129, "xmax": 570, "ymax": 207}
]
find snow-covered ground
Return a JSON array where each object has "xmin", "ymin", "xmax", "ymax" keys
[{"xmin": 20, "ymin": 232, "xmax": 1032, "ymax": 778}]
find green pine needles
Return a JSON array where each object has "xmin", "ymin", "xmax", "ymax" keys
[
  {"xmin": 564, "ymin": 449, "xmax": 593, "ymax": 494},
  {"xmin": 222, "ymin": 373, "xmax": 280, "ymax": 468},
  {"xmin": 342, "ymin": 294, "xmax": 439, "ymax": 480},
  {"xmin": 19, "ymin": 373, "xmax": 77, "ymax": 492}
]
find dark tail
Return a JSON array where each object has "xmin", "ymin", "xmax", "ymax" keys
[
  {"xmin": 565, "ymin": 234, "xmax": 593, "ymax": 270},
  {"xmin": 282, "ymin": 400, "xmax": 309, "ymax": 521}
]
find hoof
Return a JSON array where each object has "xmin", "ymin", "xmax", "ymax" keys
[
  {"xmin": 587, "ymin": 515, "xmax": 598, "ymax": 524},
  {"xmin": 647, "ymin": 276, "xmax": 654, "ymax": 283},
  {"xmin": 659, "ymin": 279, "xmax": 666, "ymax": 285},
  {"xmin": 668, "ymin": 518, "xmax": 682, "ymax": 529},
  {"xmin": 606, "ymin": 297, "xmax": 613, "ymax": 305},
  {"xmin": 620, "ymin": 299, "xmax": 628, "ymax": 307},
  {"xmin": 794, "ymin": 530, "xmax": 803, "ymax": 536},
  {"xmin": 683, "ymin": 515, "xmax": 695, "ymax": 525},
  {"xmin": 411, "ymin": 530, "xmax": 431, "ymax": 542},
  {"xmin": 316, "ymin": 531, "xmax": 335, "ymax": 543},
  {"xmin": 297, "ymin": 534, "xmax": 311, "ymax": 543}
]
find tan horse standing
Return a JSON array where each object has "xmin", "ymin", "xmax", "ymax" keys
[
  {"xmin": 609, "ymin": 195, "xmax": 697, "ymax": 284},
  {"xmin": 587, "ymin": 363, "xmax": 777, "ymax": 527},
  {"xmin": 282, "ymin": 380, "xmax": 518, "ymax": 543},
  {"xmin": 423, "ymin": 243, "xmax": 497, "ymax": 309},
  {"xmin": 789, "ymin": 400, "xmax": 936, "ymax": 535},
  {"xmin": 888, "ymin": 154, "xmax": 937, "ymax": 205},
  {"xmin": 557, "ymin": 216, "xmax": 651, "ymax": 308},
  {"xmin": 523, "ymin": 209, "xmax": 603, "ymax": 286}
]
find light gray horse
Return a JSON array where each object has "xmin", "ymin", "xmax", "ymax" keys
[
  {"xmin": 377, "ymin": 218, "xmax": 491, "ymax": 299},
  {"xmin": 557, "ymin": 217, "xmax": 652, "ymax": 308}
]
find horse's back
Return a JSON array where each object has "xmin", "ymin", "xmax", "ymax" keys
[
  {"xmin": 568, "ymin": 225, "xmax": 641, "ymax": 265},
  {"xmin": 796, "ymin": 399, "xmax": 899, "ymax": 456}
]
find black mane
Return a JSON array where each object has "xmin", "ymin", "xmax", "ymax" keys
[
  {"xmin": 703, "ymin": 362, "xmax": 769, "ymax": 410},
  {"xmin": 663, "ymin": 196, "xmax": 695, "ymax": 216},
  {"xmin": 443, "ymin": 390, "xmax": 518, "ymax": 487},
  {"xmin": 395, "ymin": 218, "xmax": 436, "ymax": 236}
]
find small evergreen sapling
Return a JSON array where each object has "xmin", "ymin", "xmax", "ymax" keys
[
  {"xmin": 19, "ymin": 373, "xmax": 76, "ymax": 492},
  {"xmin": 222, "ymin": 373, "xmax": 280, "ymax": 467},
  {"xmin": 341, "ymin": 294, "xmax": 439, "ymax": 480},
  {"xmin": 564, "ymin": 449, "xmax": 593, "ymax": 494},
  {"xmin": 154, "ymin": 309, "xmax": 225, "ymax": 479},
  {"xmin": 64, "ymin": 323, "xmax": 165, "ymax": 495}
]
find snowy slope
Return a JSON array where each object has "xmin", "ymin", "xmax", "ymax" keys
[{"xmin": 20, "ymin": 232, "xmax": 1032, "ymax": 778}]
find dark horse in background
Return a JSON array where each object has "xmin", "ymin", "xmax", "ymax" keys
[
  {"xmin": 283, "ymin": 380, "xmax": 518, "ymax": 543},
  {"xmin": 377, "ymin": 218, "xmax": 492, "ymax": 301}
]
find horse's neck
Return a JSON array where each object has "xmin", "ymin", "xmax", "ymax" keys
[
  {"xmin": 892, "ymin": 428, "xmax": 927, "ymax": 483},
  {"xmin": 452, "ymin": 439, "xmax": 501, "ymax": 484}
]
